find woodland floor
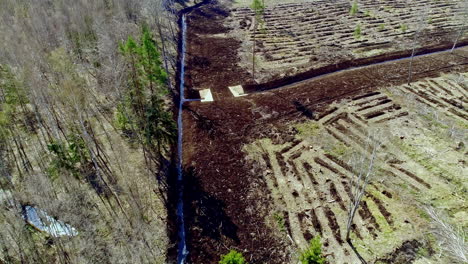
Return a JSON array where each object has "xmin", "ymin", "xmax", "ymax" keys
[{"xmin": 181, "ymin": 0, "xmax": 468, "ymax": 263}]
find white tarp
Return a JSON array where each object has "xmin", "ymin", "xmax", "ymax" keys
[{"xmin": 23, "ymin": 206, "xmax": 78, "ymax": 237}]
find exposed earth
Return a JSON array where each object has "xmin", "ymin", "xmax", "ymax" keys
[{"xmin": 180, "ymin": 0, "xmax": 468, "ymax": 263}]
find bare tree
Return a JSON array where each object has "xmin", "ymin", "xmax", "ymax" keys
[
  {"xmin": 425, "ymin": 206, "xmax": 467, "ymax": 263},
  {"xmin": 451, "ymin": 0, "xmax": 468, "ymax": 52},
  {"xmin": 0, "ymin": 0, "xmax": 175, "ymax": 262},
  {"xmin": 250, "ymin": 0, "xmax": 265, "ymax": 81},
  {"xmin": 408, "ymin": 4, "xmax": 429, "ymax": 85},
  {"xmin": 346, "ymin": 132, "xmax": 382, "ymax": 264}
]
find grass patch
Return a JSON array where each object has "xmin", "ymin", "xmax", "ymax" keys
[
  {"xmin": 395, "ymin": 141, "xmax": 465, "ymax": 193},
  {"xmin": 273, "ymin": 212, "xmax": 286, "ymax": 232},
  {"xmin": 354, "ymin": 24, "xmax": 362, "ymax": 39},
  {"xmin": 325, "ymin": 142, "xmax": 348, "ymax": 157},
  {"xmin": 400, "ymin": 24, "xmax": 408, "ymax": 32},
  {"xmin": 294, "ymin": 121, "xmax": 320, "ymax": 138},
  {"xmin": 349, "ymin": 1, "xmax": 358, "ymax": 16}
]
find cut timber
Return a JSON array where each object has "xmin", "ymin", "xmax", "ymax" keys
[
  {"xmin": 199, "ymin": 89, "xmax": 214, "ymax": 102},
  {"xmin": 229, "ymin": 85, "xmax": 247, "ymax": 97}
]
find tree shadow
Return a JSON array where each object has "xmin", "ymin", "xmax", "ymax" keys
[
  {"xmin": 184, "ymin": 105, "xmax": 219, "ymax": 137},
  {"xmin": 184, "ymin": 167, "xmax": 239, "ymax": 243},
  {"xmin": 293, "ymin": 100, "xmax": 315, "ymax": 119}
]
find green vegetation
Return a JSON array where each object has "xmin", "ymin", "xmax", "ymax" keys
[
  {"xmin": 379, "ymin": 24, "xmax": 385, "ymax": 30},
  {"xmin": 273, "ymin": 212, "xmax": 286, "ymax": 232},
  {"xmin": 46, "ymin": 134, "xmax": 89, "ymax": 180},
  {"xmin": 299, "ymin": 236, "xmax": 326, "ymax": 264},
  {"xmin": 295, "ymin": 121, "xmax": 320, "ymax": 137},
  {"xmin": 349, "ymin": 1, "xmax": 358, "ymax": 16},
  {"xmin": 220, "ymin": 250, "xmax": 248, "ymax": 264},
  {"xmin": 400, "ymin": 24, "xmax": 408, "ymax": 32},
  {"xmin": 118, "ymin": 25, "xmax": 176, "ymax": 153},
  {"xmin": 66, "ymin": 15, "xmax": 98, "ymax": 60},
  {"xmin": 0, "ymin": 0, "xmax": 174, "ymax": 262},
  {"xmin": 325, "ymin": 142, "xmax": 348, "ymax": 157},
  {"xmin": 354, "ymin": 24, "xmax": 362, "ymax": 39},
  {"xmin": 0, "ymin": 65, "xmax": 29, "ymax": 139},
  {"xmin": 250, "ymin": 0, "xmax": 265, "ymax": 18}
]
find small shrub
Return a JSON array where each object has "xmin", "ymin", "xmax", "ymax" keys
[
  {"xmin": 354, "ymin": 24, "xmax": 361, "ymax": 39},
  {"xmin": 273, "ymin": 212, "xmax": 286, "ymax": 232},
  {"xmin": 379, "ymin": 23, "xmax": 385, "ymax": 30},
  {"xmin": 349, "ymin": 1, "xmax": 358, "ymax": 15},
  {"xmin": 295, "ymin": 121, "xmax": 320, "ymax": 137},
  {"xmin": 300, "ymin": 236, "xmax": 326, "ymax": 264},
  {"xmin": 219, "ymin": 250, "xmax": 247, "ymax": 264},
  {"xmin": 400, "ymin": 24, "xmax": 408, "ymax": 32}
]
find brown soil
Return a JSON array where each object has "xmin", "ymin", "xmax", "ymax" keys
[
  {"xmin": 182, "ymin": 47, "xmax": 468, "ymax": 262},
  {"xmin": 185, "ymin": 0, "xmax": 253, "ymax": 100},
  {"xmin": 181, "ymin": 1, "xmax": 468, "ymax": 262},
  {"xmin": 375, "ymin": 240, "xmax": 427, "ymax": 264}
]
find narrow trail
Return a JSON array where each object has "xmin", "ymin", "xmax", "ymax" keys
[
  {"xmin": 176, "ymin": 13, "xmax": 188, "ymax": 264},
  {"xmin": 246, "ymin": 45, "xmax": 468, "ymax": 95}
]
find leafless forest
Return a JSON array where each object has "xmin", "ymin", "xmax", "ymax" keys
[{"xmin": 0, "ymin": 0, "xmax": 180, "ymax": 263}]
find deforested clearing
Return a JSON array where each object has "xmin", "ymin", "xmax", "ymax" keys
[{"xmin": 1, "ymin": 0, "xmax": 467, "ymax": 263}]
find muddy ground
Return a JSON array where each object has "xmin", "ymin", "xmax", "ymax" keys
[{"xmin": 181, "ymin": 1, "xmax": 468, "ymax": 263}]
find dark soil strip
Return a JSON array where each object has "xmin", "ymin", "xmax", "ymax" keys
[
  {"xmin": 323, "ymin": 112, "xmax": 347, "ymax": 125},
  {"xmin": 448, "ymin": 108, "xmax": 468, "ymax": 120},
  {"xmin": 351, "ymin": 222, "xmax": 363, "ymax": 240},
  {"xmin": 310, "ymin": 209, "xmax": 323, "ymax": 236},
  {"xmin": 342, "ymin": 181, "xmax": 353, "ymax": 201},
  {"xmin": 376, "ymin": 240, "xmax": 424, "ymax": 264},
  {"xmin": 288, "ymin": 158, "xmax": 301, "ymax": 180},
  {"xmin": 326, "ymin": 128, "xmax": 351, "ymax": 147},
  {"xmin": 368, "ymin": 193, "xmax": 394, "ymax": 226},
  {"xmin": 290, "ymin": 147, "xmax": 305, "ymax": 160},
  {"xmin": 375, "ymin": 111, "xmax": 409, "ymax": 123},
  {"xmin": 441, "ymin": 98, "xmax": 464, "ymax": 109},
  {"xmin": 325, "ymin": 154, "xmax": 356, "ymax": 175},
  {"xmin": 352, "ymin": 113, "xmax": 367, "ymax": 124},
  {"xmin": 314, "ymin": 157, "xmax": 345, "ymax": 177},
  {"xmin": 329, "ymin": 182, "xmax": 347, "ymax": 211},
  {"xmin": 419, "ymin": 83, "xmax": 439, "ymax": 95},
  {"xmin": 412, "ymin": 89, "xmax": 446, "ymax": 107},
  {"xmin": 342, "ymin": 115, "xmax": 366, "ymax": 134},
  {"xmin": 381, "ymin": 169, "xmax": 421, "ymax": 191},
  {"xmin": 284, "ymin": 211, "xmax": 294, "ymax": 240},
  {"xmin": 354, "ymin": 95, "xmax": 388, "ymax": 107},
  {"xmin": 382, "ymin": 190, "xmax": 393, "ymax": 199},
  {"xmin": 392, "ymin": 165, "xmax": 431, "ymax": 189},
  {"xmin": 352, "ymin": 91, "xmax": 381, "ymax": 101},
  {"xmin": 357, "ymin": 98, "xmax": 392, "ymax": 112},
  {"xmin": 262, "ymin": 153, "xmax": 279, "ymax": 189},
  {"xmin": 364, "ymin": 111, "xmax": 386, "ymax": 120},
  {"xmin": 276, "ymin": 152, "xmax": 289, "ymax": 177},
  {"xmin": 363, "ymin": 104, "xmax": 401, "ymax": 119},
  {"xmin": 262, "ymin": 153, "xmax": 272, "ymax": 170},
  {"xmin": 303, "ymin": 162, "xmax": 319, "ymax": 185},
  {"xmin": 428, "ymin": 80, "xmax": 454, "ymax": 96},
  {"xmin": 333, "ymin": 123, "xmax": 369, "ymax": 151},
  {"xmin": 298, "ymin": 211, "xmax": 313, "ymax": 242},
  {"xmin": 279, "ymin": 139, "xmax": 302, "ymax": 154},
  {"xmin": 316, "ymin": 106, "xmax": 338, "ymax": 121},
  {"xmin": 323, "ymin": 206, "xmax": 344, "ymax": 245},
  {"xmin": 359, "ymin": 200, "xmax": 381, "ymax": 233}
]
